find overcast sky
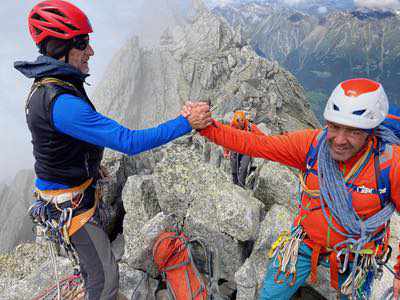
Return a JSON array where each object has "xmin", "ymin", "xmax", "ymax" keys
[{"xmin": 0, "ymin": 1, "xmax": 144, "ymax": 183}]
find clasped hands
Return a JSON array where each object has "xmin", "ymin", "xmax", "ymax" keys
[{"xmin": 180, "ymin": 101, "xmax": 212, "ymax": 130}]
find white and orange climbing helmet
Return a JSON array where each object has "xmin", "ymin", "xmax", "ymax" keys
[{"xmin": 324, "ymin": 78, "xmax": 389, "ymax": 129}]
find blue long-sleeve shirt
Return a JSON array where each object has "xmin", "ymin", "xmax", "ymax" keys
[{"xmin": 36, "ymin": 94, "xmax": 192, "ymax": 190}]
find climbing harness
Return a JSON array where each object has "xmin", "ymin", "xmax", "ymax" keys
[
  {"xmin": 29, "ymin": 176, "xmax": 108, "ymax": 300},
  {"xmin": 28, "ymin": 178, "xmax": 96, "ymax": 263}
]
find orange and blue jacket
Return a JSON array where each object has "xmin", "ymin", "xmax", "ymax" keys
[{"xmin": 200, "ymin": 120, "xmax": 400, "ymax": 285}]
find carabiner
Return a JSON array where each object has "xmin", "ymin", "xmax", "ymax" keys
[
  {"xmin": 377, "ymin": 245, "xmax": 392, "ymax": 265},
  {"xmin": 285, "ymin": 271, "xmax": 297, "ymax": 287},
  {"xmin": 274, "ymin": 255, "xmax": 285, "ymax": 284},
  {"xmin": 337, "ymin": 248, "xmax": 350, "ymax": 274}
]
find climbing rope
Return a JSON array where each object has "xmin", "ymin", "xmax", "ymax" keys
[
  {"xmin": 32, "ymin": 272, "xmax": 84, "ymax": 300},
  {"xmin": 48, "ymin": 241, "xmax": 61, "ymax": 300}
]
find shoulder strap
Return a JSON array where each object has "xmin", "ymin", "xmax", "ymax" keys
[
  {"xmin": 305, "ymin": 130, "xmax": 326, "ymax": 176},
  {"xmin": 38, "ymin": 77, "xmax": 77, "ymax": 90},
  {"xmin": 375, "ymin": 142, "xmax": 392, "ymax": 208},
  {"xmin": 25, "ymin": 77, "xmax": 81, "ymax": 114}
]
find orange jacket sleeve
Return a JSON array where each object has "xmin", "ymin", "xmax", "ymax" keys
[
  {"xmin": 223, "ymin": 124, "xmax": 263, "ymax": 157},
  {"xmin": 389, "ymin": 145, "xmax": 400, "ymax": 276},
  {"xmin": 200, "ymin": 120, "xmax": 319, "ymax": 172}
]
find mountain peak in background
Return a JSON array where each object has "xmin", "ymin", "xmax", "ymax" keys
[
  {"xmin": 352, "ymin": 9, "xmax": 396, "ymax": 20},
  {"xmin": 205, "ymin": 0, "xmax": 355, "ymax": 12},
  {"xmin": 213, "ymin": 0, "xmax": 400, "ymax": 119},
  {"xmin": 355, "ymin": 0, "xmax": 400, "ymax": 11}
]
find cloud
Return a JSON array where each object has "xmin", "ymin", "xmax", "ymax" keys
[
  {"xmin": 283, "ymin": 0, "xmax": 307, "ymax": 5},
  {"xmin": 354, "ymin": 0, "xmax": 400, "ymax": 10},
  {"xmin": 318, "ymin": 6, "xmax": 328, "ymax": 14}
]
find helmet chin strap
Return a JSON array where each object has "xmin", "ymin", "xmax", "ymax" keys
[
  {"xmin": 64, "ymin": 46, "xmax": 71, "ymax": 64},
  {"xmin": 63, "ymin": 40, "xmax": 73, "ymax": 64}
]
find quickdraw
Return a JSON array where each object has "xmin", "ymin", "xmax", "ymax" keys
[
  {"xmin": 273, "ymin": 227, "xmax": 305, "ymax": 287},
  {"xmin": 268, "ymin": 231, "xmax": 290, "ymax": 259},
  {"xmin": 340, "ymin": 255, "xmax": 378, "ymax": 298},
  {"xmin": 338, "ymin": 245, "xmax": 392, "ymax": 299}
]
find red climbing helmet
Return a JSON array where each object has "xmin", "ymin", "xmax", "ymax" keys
[{"xmin": 28, "ymin": 0, "xmax": 93, "ymax": 45}]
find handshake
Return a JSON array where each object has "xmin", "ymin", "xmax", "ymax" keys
[{"xmin": 180, "ymin": 101, "xmax": 213, "ymax": 130}]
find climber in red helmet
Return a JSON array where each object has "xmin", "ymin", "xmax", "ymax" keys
[{"xmin": 15, "ymin": 1, "xmax": 211, "ymax": 299}]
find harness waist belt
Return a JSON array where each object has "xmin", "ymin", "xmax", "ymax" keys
[
  {"xmin": 35, "ymin": 178, "xmax": 93, "ymax": 205},
  {"xmin": 36, "ymin": 178, "xmax": 97, "ymax": 236}
]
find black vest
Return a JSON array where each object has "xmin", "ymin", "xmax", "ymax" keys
[{"xmin": 25, "ymin": 76, "xmax": 104, "ymax": 186}]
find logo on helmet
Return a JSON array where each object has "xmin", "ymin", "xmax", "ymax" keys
[{"xmin": 346, "ymin": 90, "xmax": 358, "ymax": 97}]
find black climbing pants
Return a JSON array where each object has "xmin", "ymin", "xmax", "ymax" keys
[
  {"xmin": 230, "ymin": 152, "xmax": 251, "ymax": 187},
  {"xmin": 71, "ymin": 221, "xmax": 119, "ymax": 300},
  {"xmin": 69, "ymin": 186, "xmax": 119, "ymax": 300}
]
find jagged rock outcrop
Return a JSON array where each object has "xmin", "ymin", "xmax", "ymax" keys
[
  {"xmin": 122, "ymin": 142, "xmax": 264, "ymax": 282},
  {"xmin": 93, "ymin": 0, "xmax": 318, "ymax": 133},
  {"xmin": 0, "ymin": 169, "xmax": 35, "ymax": 253},
  {"xmin": 253, "ymin": 161, "xmax": 299, "ymax": 210}
]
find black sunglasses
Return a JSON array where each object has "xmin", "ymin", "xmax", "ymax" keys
[{"xmin": 73, "ymin": 37, "xmax": 90, "ymax": 51}]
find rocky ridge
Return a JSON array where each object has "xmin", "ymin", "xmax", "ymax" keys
[
  {"xmin": 206, "ymin": 0, "xmax": 355, "ymax": 12},
  {"xmin": 92, "ymin": 0, "xmax": 318, "ymax": 133}
]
